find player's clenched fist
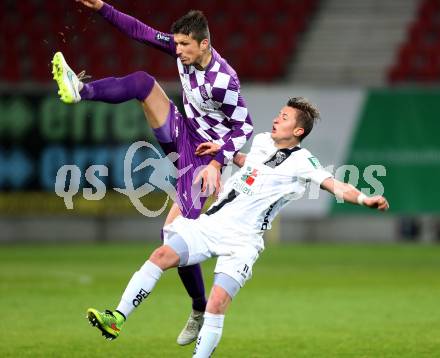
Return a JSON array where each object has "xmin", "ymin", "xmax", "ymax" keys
[
  {"xmin": 75, "ymin": 0, "xmax": 104, "ymax": 11},
  {"xmin": 364, "ymin": 196, "xmax": 389, "ymax": 211}
]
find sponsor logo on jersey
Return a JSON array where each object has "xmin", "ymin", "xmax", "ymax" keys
[
  {"xmin": 308, "ymin": 156, "xmax": 321, "ymax": 169},
  {"xmin": 155, "ymin": 32, "xmax": 170, "ymax": 42},
  {"xmin": 261, "ymin": 202, "xmax": 276, "ymax": 230},
  {"xmin": 241, "ymin": 166, "xmax": 258, "ymax": 185},
  {"xmin": 199, "ymin": 85, "xmax": 209, "ymax": 101},
  {"xmin": 265, "ymin": 150, "xmax": 288, "ymax": 168},
  {"xmin": 232, "ymin": 180, "xmax": 254, "ymax": 196},
  {"xmin": 232, "ymin": 166, "xmax": 258, "ymax": 195},
  {"xmin": 199, "ymin": 102, "xmax": 217, "ymax": 113}
]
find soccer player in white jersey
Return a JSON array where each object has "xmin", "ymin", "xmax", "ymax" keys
[
  {"xmin": 53, "ymin": 0, "xmax": 253, "ymax": 344},
  {"xmin": 86, "ymin": 97, "xmax": 389, "ymax": 356}
]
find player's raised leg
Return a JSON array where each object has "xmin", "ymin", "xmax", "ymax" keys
[
  {"xmin": 163, "ymin": 135, "xmax": 217, "ymax": 346},
  {"xmin": 164, "ymin": 203, "xmax": 207, "ymax": 346},
  {"xmin": 176, "ymin": 265, "xmax": 206, "ymax": 345},
  {"xmin": 51, "ymin": 51, "xmax": 170, "ymax": 129},
  {"xmin": 53, "ymin": 51, "xmax": 210, "ymax": 343},
  {"xmin": 87, "ymin": 245, "xmax": 180, "ymax": 340}
]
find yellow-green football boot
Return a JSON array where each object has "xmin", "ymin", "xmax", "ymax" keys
[
  {"xmin": 51, "ymin": 52, "xmax": 82, "ymax": 104},
  {"xmin": 87, "ymin": 308, "xmax": 125, "ymax": 340}
]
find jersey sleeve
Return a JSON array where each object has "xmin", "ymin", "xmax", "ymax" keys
[
  {"xmin": 99, "ymin": 3, "xmax": 176, "ymax": 57},
  {"xmin": 297, "ymin": 153, "xmax": 333, "ymax": 186},
  {"xmin": 211, "ymin": 76, "xmax": 253, "ymax": 164}
]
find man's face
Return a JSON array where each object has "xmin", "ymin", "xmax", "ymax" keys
[
  {"xmin": 271, "ymin": 106, "xmax": 304, "ymax": 143},
  {"xmin": 174, "ymin": 33, "xmax": 206, "ymax": 65}
]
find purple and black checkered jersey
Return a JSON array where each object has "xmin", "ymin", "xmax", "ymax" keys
[
  {"xmin": 99, "ymin": 4, "xmax": 253, "ymax": 164},
  {"xmin": 176, "ymin": 50, "xmax": 253, "ymax": 164}
]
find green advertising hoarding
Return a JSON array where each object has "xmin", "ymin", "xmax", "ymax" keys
[
  {"xmin": 1, "ymin": 88, "xmax": 439, "ymax": 216},
  {"xmin": 0, "ymin": 91, "xmax": 176, "ymax": 215}
]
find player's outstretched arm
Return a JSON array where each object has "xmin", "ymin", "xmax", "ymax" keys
[
  {"xmin": 76, "ymin": 0, "xmax": 176, "ymax": 56},
  {"xmin": 321, "ymin": 178, "xmax": 389, "ymax": 211}
]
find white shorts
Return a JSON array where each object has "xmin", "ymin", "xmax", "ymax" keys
[{"xmin": 163, "ymin": 216, "xmax": 263, "ymax": 287}]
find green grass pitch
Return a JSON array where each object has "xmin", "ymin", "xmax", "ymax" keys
[{"xmin": 1, "ymin": 242, "xmax": 439, "ymax": 357}]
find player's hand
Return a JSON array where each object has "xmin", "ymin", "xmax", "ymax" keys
[
  {"xmin": 233, "ymin": 152, "xmax": 246, "ymax": 168},
  {"xmin": 75, "ymin": 0, "xmax": 104, "ymax": 11},
  {"xmin": 195, "ymin": 142, "xmax": 221, "ymax": 156},
  {"xmin": 193, "ymin": 161, "xmax": 222, "ymax": 196},
  {"xmin": 364, "ymin": 196, "xmax": 389, "ymax": 211}
]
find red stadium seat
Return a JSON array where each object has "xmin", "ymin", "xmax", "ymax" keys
[
  {"xmin": 389, "ymin": 0, "xmax": 440, "ymax": 83},
  {"xmin": 2, "ymin": 0, "xmax": 318, "ymax": 83},
  {"xmin": 0, "ymin": 50, "xmax": 20, "ymax": 82}
]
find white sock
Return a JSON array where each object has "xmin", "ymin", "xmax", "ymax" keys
[
  {"xmin": 193, "ymin": 312, "xmax": 225, "ymax": 358},
  {"xmin": 115, "ymin": 260, "xmax": 163, "ymax": 318}
]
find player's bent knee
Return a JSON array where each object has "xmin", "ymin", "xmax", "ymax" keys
[
  {"xmin": 207, "ymin": 294, "xmax": 229, "ymax": 314},
  {"xmin": 149, "ymin": 246, "xmax": 180, "ymax": 269},
  {"xmin": 163, "ymin": 233, "xmax": 189, "ymax": 266},
  {"xmin": 213, "ymin": 273, "xmax": 241, "ymax": 299},
  {"xmin": 130, "ymin": 71, "xmax": 156, "ymax": 102},
  {"xmin": 207, "ymin": 283, "xmax": 235, "ymax": 314},
  {"xmin": 141, "ymin": 84, "xmax": 171, "ymax": 129}
]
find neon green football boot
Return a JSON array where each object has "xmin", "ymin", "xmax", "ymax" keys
[
  {"xmin": 51, "ymin": 51, "xmax": 82, "ymax": 104},
  {"xmin": 86, "ymin": 308, "xmax": 125, "ymax": 340}
]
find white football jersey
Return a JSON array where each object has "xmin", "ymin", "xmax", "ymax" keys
[{"xmin": 198, "ymin": 132, "xmax": 333, "ymax": 237}]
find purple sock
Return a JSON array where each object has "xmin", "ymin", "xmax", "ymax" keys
[
  {"xmin": 79, "ymin": 71, "xmax": 155, "ymax": 103},
  {"xmin": 178, "ymin": 264, "xmax": 207, "ymax": 312}
]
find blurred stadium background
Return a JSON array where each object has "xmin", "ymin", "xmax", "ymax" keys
[
  {"xmin": 1, "ymin": 0, "xmax": 440, "ymax": 243},
  {"xmin": 1, "ymin": 0, "xmax": 440, "ymax": 356}
]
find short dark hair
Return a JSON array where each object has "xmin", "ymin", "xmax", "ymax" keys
[
  {"xmin": 287, "ymin": 97, "xmax": 320, "ymax": 141},
  {"xmin": 171, "ymin": 10, "xmax": 210, "ymax": 44}
]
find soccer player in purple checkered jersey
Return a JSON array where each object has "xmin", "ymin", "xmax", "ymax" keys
[{"xmin": 51, "ymin": 0, "xmax": 253, "ymax": 345}]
